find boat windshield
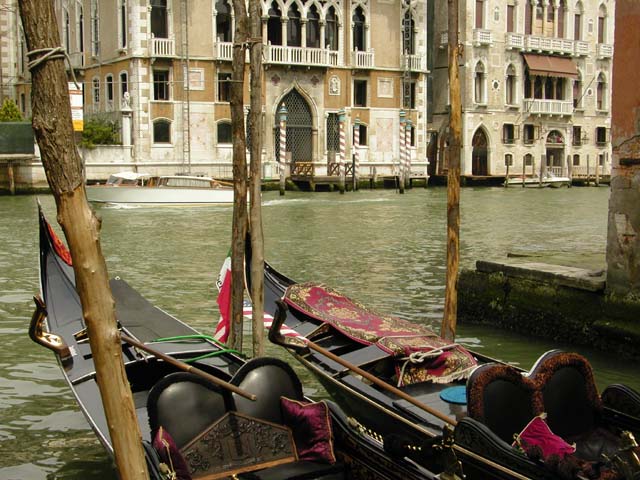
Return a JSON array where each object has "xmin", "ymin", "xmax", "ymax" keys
[
  {"xmin": 106, "ymin": 172, "xmax": 149, "ymax": 186},
  {"xmin": 159, "ymin": 177, "xmax": 214, "ymax": 188}
]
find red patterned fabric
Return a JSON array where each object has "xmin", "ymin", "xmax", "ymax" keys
[
  {"xmin": 47, "ymin": 223, "xmax": 73, "ymax": 266},
  {"xmin": 284, "ymin": 282, "xmax": 477, "ymax": 385},
  {"xmin": 280, "ymin": 397, "xmax": 336, "ymax": 464}
]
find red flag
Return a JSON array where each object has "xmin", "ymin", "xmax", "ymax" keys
[{"xmin": 214, "ymin": 255, "xmax": 232, "ymax": 343}]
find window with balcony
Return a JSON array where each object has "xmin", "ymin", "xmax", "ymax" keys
[
  {"xmin": 596, "ymin": 73, "xmax": 607, "ymax": 111},
  {"xmin": 217, "ymin": 121, "xmax": 232, "ymax": 144},
  {"xmin": 353, "ymin": 7, "xmax": 366, "ymax": 51},
  {"xmin": 505, "ymin": 153, "xmax": 513, "ymax": 166},
  {"xmin": 595, "ymin": 127, "xmax": 608, "ymax": 146},
  {"xmin": 216, "ymin": 0, "xmax": 232, "ymax": 42},
  {"xmin": 287, "ymin": 4, "xmax": 302, "ymax": 47},
  {"xmin": 573, "ymin": 154, "xmax": 580, "ymax": 166},
  {"xmin": 105, "ymin": 74, "xmax": 114, "ymax": 109},
  {"xmin": 153, "ymin": 70, "xmax": 170, "ymax": 101},
  {"xmin": 307, "ymin": 5, "xmax": 320, "ymax": 48},
  {"xmin": 218, "ymin": 72, "xmax": 231, "ymax": 102},
  {"xmin": 267, "ymin": 2, "xmax": 282, "ymax": 46},
  {"xmin": 119, "ymin": 0, "xmax": 127, "ymax": 49},
  {"xmin": 503, "ymin": 123, "xmax": 516, "ymax": 144},
  {"xmin": 598, "ymin": 5, "xmax": 607, "ymax": 44},
  {"xmin": 523, "ymin": 124, "xmax": 536, "ymax": 145},
  {"xmin": 325, "ymin": 7, "xmax": 338, "ymax": 50},
  {"xmin": 475, "ymin": 0, "xmax": 485, "ymax": 28},
  {"xmin": 474, "ymin": 62, "xmax": 486, "ymax": 105},
  {"xmin": 354, "ymin": 80, "xmax": 367, "ymax": 107},
  {"xmin": 506, "ymin": 4, "xmax": 515, "ymax": 33},
  {"xmin": 525, "ymin": 2, "xmax": 532, "ymax": 34},
  {"xmin": 151, "ymin": 0, "xmax": 168, "ymax": 39},
  {"xmin": 506, "ymin": 65, "xmax": 516, "ymax": 105},
  {"xmin": 572, "ymin": 126, "xmax": 582, "ymax": 146},
  {"xmin": 92, "ymin": 77, "xmax": 100, "ymax": 105},
  {"xmin": 153, "ymin": 119, "xmax": 171, "ymax": 143},
  {"xmin": 402, "ymin": 11, "xmax": 415, "ymax": 55}
]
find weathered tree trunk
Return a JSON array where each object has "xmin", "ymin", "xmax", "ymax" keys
[
  {"xmin": 248, "ymin": 0, "xmax": 265, "ymax": 357},
  {"xmin": 229, "ymin": 0, "xmax": 249, "ymax": 351},
  {"xmin": 17, "ymin": 2, "xmax": 149, "ymax": 479},
  {"xmin": 441, "ymin": 0, "xmax": 461, "ymax": 342}
]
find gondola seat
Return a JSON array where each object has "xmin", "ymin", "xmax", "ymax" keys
[{"xmin": 530, "ymin": 350, "xmax": 622, "ymax": 462}]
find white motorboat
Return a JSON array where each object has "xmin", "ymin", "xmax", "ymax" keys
[
  {"xmin": 86, "ymin": 171, "xmax": 235, "ymax": 206},
  {"xmin": 504, "ymin": 172, "xmax": 571, "ymax": 188}
]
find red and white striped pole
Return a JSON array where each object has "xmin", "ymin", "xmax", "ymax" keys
[
  {"xmin": 278, "ymin": 104, "xmax": 288, "ymax": 196},
  {"xmin": 399, "ymin": 110, "xmax": 406, "ymax": 194},
  {"xmin": 338, "ymin": 108, "xmax": 346, "ymax": 194},
  {"xmin": 405, "ymin": 118, "xmax": 412, "ymax": 188},
  {"xmin": 353, "ymin": 117, "xmax": 360, "ymax": 190}
]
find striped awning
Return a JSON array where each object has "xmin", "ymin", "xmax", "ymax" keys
[{"xmin": 523, "ymin": 54, "xmax": 578, "ymax": 79}]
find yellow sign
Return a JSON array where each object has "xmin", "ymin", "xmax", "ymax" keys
[{"xmin": 68, "ymin": 82, "xmax": 83, "ymax": 132}]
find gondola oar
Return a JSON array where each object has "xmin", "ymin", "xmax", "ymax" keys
[
  {"xmin": 119, "ymin": 333, "xmax": 256, "ymax": 401},
  {"xmin": 268, "ymin": 300, "xmax": 456, "ymax": 427}
]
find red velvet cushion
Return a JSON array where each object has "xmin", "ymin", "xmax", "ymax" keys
[
  {"xmin": 513, "ymin": 414, "xmax": 576, "ymax": 460},
  {"xmin": 152, "ymin": 426, "xmax": 192, "ymax": 480},
  {"xmin": 280, "ymin": 397, "xmax": 336, "ymax": 464}
]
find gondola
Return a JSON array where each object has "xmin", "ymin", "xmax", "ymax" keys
[
  {"xmin": 247, "ymin": 254, "xmax": 640, "ymax": 480},
  {"xmin": 30, "ymin": 206, "xmax": 441, "ymax": 480}
]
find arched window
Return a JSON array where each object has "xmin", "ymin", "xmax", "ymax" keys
[
  {"xmin": 505, "ymin": 153, "xmax": 513, "ymax": 166},
  {"xmin": 76, "ymin": 3, "xmax": 84, "ymax": 54},
  {"xmin": 307, "ymin": 5, "xmax": 320, "ymax": 48},
  {"xmin": 153, "ymin": 119, "xmax": 171, "ymax": 143},
  {"xmin": 216, "ymin": 0, "xmax": 232, "ymax": 42},
  {"xmin": 597, "ymin": 4, "xmax": 607, "ymax": 43},
  {"xmin": 474, "ymin": 62, "xmax": 486, "ymax": 104},
  {"xmin": 105, "ymin": 74, "xmax": 114, "ymax": 109},
  {"xmin": 574, "ymin": 1, "xmax": 583, "ymax": 40},
  {"xmin": 596, "ymin": 72, "xmax": 607, "ymax": 111},
  {"xmin": 119, "ymin": 0, "xmax": 127, "ymax": 49},
  {"xmin": 267, "ymin": 2, "xmax": 282, "ymax": 46},
  {"xmin": 402, "ymin": 12, "xmax": 415, "ymax": 55},
  {"xmin": 217, "ymin": 121, "xmax": 232, "ymax": 144},
  {"xmin": 151, "ymin": 0, "xmax": 168, "ymax": 38},
  {"xmin": 353, "ymin": 7, "xmax": 366, "ymax": 51},
  {"xmin": 524, "ymin": 153, "xmax": 533, "ymax": 166},
  {"xmin": 287, "ymin": 3, "xmax": 302, "ymax": 47},
  {"xmin": 120, "ymin": 71, "xmax": 128, "ymax": 101},
  {"xmin": 325, "ymin": 7, "xmax": 338, "ymax": 50},
  {"xmin": 63, "ymin": 8, "xmax": 70, "ymax": 52},
  {"xmin": 506, "ymin": 64, "xmax": 516, "ymax": 105}
]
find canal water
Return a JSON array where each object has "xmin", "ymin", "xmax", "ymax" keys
[{"xmin": 1, "ymin": 187, "xmax": 638, "ymax": 479}]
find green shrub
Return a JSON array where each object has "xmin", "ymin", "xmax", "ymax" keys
[
  {"xmin": 80, "ymin": 118, "xmax": 120, "ymax": 148},
  {"xmin": 0, "ymin": 99, "xmax": 24, "ymax": 122}
]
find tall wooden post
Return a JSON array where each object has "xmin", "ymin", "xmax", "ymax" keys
[
  {"xmin": 399, "ymin": 110, "xmax": 406, "ymax": 194},
  {"xmin": 441, "ymin": 0, "xmax": 461, "ymax": 342},
  {"xmin": 505, "ymin": 159, "xmax": 510, "ymax": 188},
  {"xmin": 405, "ymin": 119, "xmax": 412, "ymax": 188},
  {"xmin": 353, "ymin": 117, "xmax": 360, "ymax": 191},
  {"xmin": 17, "ymin": 2, "xmax": 149, "ymax": 478},
  {"xmin": 567, "ymin": 154, "xmax": 573, "ymax": 187},
  {"xmin": 248, "ymin": 0, "xmax": 265, "ymax": 357},
  {"xmin": 7, "ymin": 161, "xmax": 15, "ymax": 195},
  {"xmin": 278, "ymin": 104, "xmax": 287, "ymax": 196},
  {"xmin": 338, "ymin": 108, "xmax": 346, "ymax": 194},
  {"xmin": 229, "ymin": 0, "xmax": 249, "ymax": 352}
]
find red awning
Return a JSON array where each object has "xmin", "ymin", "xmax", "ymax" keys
[{"xmin": 523, "ymin": 54, "xmax": 578, "ymax": 79}]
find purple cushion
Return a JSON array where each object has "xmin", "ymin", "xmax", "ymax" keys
[
  {"xmin": 152, "ymin": 426, "xmax": 192, "ymax": 480},
  {"xmin": 280, "ymin": 397, "xmax": 336, "ymax": 464},
  {"xmin": 513, "ymin": 414, "xmax": 576, "ymax": 460}
]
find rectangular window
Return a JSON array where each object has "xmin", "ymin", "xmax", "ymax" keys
[
  {"xmin": 119, "ymin": 0, "xmax": 128, "ymax": 49},
  {"xmin": 599, "ymin": 153, "xmax": 605, "ymax": 166},
  {"xmin": 524, "ymin": 154, "xmax": 533, "ymax": 166},
  {"xmin": 595, "ymin": 127, "xmax": 608, "ymax": 146},
  {"xmin": 574, "ymin": 14, "xmax": 581, "ymax": 41},
  {"xmin": 403, "ymin": 81, "xmax": 416, "ymax": 109},
  {"xmin": 505, "ymin": 153, "xmax": 513, "ymax": 166},
  {"xmin": 91, "ymin": 0, "xmax": 100, "ymax": 56},
  {"xmin": 503, "ymin": 124, "xmax": 515, "ymax": 144},
  {"xmin": 217, "ymin": 73, "xmax": 232, "ymax": 102},
  {"xmin": 217, "ymin": 122, "xmax": 232, "ymax": 144},
  {"xmin": 475, "ymin": 0, "xmax": 484, "ymax": 28},
  {"xmin": 573, "ymin": 154, "xmax": 580, "ymax": 166},
  {"xmin": 354, "ymin": 80, "xmax": 367, "ymax": 107},
  {"xmin": 92, "ymin": 78, "xmax": 100, "ymax": 104},
  {"xmin": 153, "ymin": 70, "xmax": 170, "ymax": 101},
  {"xmin": 357, "ymin": 124, "xmax": 368, "ymax": 146},
  {"xmin": 106, "ymin": 75, "xmax": 114, "ymax": 108},
  {"xmin": 523, "ymin": 124, "xmax": 535, "ymax": 145},
  {"xmin": 506, "ymin": 5, "xmax": 514, "ymax": 32},
  {"xmin": 572, "ymin": 126, "xmax": 582, "ymax": 146}
]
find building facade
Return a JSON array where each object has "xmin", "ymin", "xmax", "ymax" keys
[
  {"xmin": 429, "ymin": 0, "xmax": 614, "ymax": 181},
  {"xmin": 8, "ymin": 0, "xmax": 429, "ymax": 182}
]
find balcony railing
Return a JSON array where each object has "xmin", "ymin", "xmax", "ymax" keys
[
  {"xmin": 215, "ymin": 42, "xmax": 233, "ymax": 61},
  {"xmin": 505, "ymin": 32, "xmax": 524, "ymax": 49},
  {"xmin": 524, "ymin": 35, "xmax": 574, "ymax": 55},
  {"xmin": 597, "ymin": 43, "xmax": 613, "ymax": 59},
  {"xmin": 575, "ymin": 40, "xmax": 589, "ymax": 56},
  {"xmin": 403, "ymin": 54, "xmax": 425, "ymax": 72},
  {"xmin": 264, "ymin": 44, "xmax": 340, "ymax": 67},
  {"xmin": 524, "ymin": 98, "xmax": 574, "ymax": 115},
  {"xmin": 473, "ymin": 29, "xmax": 492, "ymax": 46},
  {"xmin": 352, "ymin": 49, "xmax": 375, "ymax": 69},
  {"xmin": 151, "ymin": 37, "xmax": 175, "ymax": 57}
]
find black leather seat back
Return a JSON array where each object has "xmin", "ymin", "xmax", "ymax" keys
[
  {"xmin": 147, "ymin": 372, "xmax": 233, "ymax": 449},
  {"xmin": 230, "ymin": 357, "xmax": 304, "ymax": 424},
  {"xmin": 530, "ymin": 351, "xmax": 602, "ymax": 439},
  {"xmin": 466, "ymin": 363, "xmax": 538, "ymax": 443}
]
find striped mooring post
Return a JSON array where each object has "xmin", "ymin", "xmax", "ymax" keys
[
  {"xmin": 398, "ymin": 110, "xmax": 406, "ymax": 194},
  {"xmin": 353, "ymin": 117, "xmax": 360, "ymax": 191},
  {"xmin": 405, "ymin": 118, "xmax": 412, "ymax": 188},
  {"xmin": 278, "ymin": 104, "xmax": 287, "ymax": 196},
  {"xmin": 338, "ymin": 108, "xmax": 346, "ymax": 194}
]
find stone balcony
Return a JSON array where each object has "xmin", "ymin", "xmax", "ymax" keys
[
  {"xmin": 473, "ymin": 29, "xmax": 492, "ymax": 46},
  {"xmin": 151, "ymin": 37, "xmax": 175, "ymax": 57},
  {"xmin": 403, "ymin": 53, "xmax": 426, "ymax": 72},
  {"xmin": 597, "ymin": 43, "xmax": 613, "ymax": 59},
  {"xmin": 505, "ymin": 33, "xmax": 590, "ymax": 57},
  {"xmin": 351, "ymin": 49, "xmax": 375, "ymax": 69},
  {"xmin": 524, "ymin": 98, "xmax": 574, "ymax": 115}
]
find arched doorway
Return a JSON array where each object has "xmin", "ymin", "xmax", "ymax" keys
[
  {"xmin": 274, "ymin": 89, "xmax": 313, "ymax": 164},
  {"xmin": 472, "ymin": 128, "xmax": 489, "ymax": 176},
  {"xmin": 546, "ymin": 130, "xmax": 565, "ymax": 174}
]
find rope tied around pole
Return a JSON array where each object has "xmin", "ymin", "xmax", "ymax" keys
[{"xmin": 27, "ymin": 46, "xmax": 80, "ymax": 89}]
